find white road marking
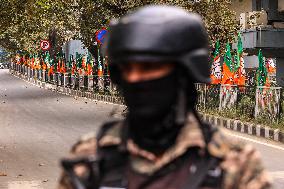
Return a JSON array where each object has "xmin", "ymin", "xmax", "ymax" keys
[
  {"xmin": 224, "ymin": 131, "xmax": 284, "ymax": 151},
  {"xmin": 8, "ymin": 181, "xmax": 43, "ymax": 189}
]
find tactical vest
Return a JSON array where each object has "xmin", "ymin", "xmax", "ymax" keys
[{"xmin": 62, "ymin": 120, "xmax": 223, "ymax": 189}]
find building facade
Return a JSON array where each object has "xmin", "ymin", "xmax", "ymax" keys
[{"xmin": 230, "ymin": 0, "xmax": 284, "ymax": 86}]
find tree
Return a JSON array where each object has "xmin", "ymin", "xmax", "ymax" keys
[
  {"xmin": 191, "ymin": 0, "xmax": 239, "ymax": 52},
  {"xmin": 0, "ymin": 0, "xmax": 79, "ymax": 54},
  {"xmin": 77, "ymin": 0, "xmax": 238, "ymax": 54},
  {"xmin": 0, "ymin": 0, "xmax": 238, "ymax": 56}
]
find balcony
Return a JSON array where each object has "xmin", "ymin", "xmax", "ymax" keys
[{"xmin": 240, "ymin": 28, "xmax": 284, "ymax": 58}]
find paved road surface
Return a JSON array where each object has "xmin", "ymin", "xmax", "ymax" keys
[
  {"xmin": 0, "ymin": 69, "xmax": 284, "ymax": 188},
  {"xmin": 0, "ymin": 69, "xmax": 124, "ymax": 189}
]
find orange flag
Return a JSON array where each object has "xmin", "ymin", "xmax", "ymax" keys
[
  {"xmin": 72, "ymin": 61, "xmax": 77, "ymax": 75},
  {"xmin": 61, "ymin": 60, "xmax": 66, "ymax": 73},
  {"xmin": 48, "ymin": 66, "xmax": 54, "ymax": 76},
  {"xmin": 266, "ymin": 58, "xmax": 276, "ymax": 73}
]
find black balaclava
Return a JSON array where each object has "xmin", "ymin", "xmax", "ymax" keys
[{"xmin": 120, "ymin": 68, "xmax": 197, "ymax": 154}]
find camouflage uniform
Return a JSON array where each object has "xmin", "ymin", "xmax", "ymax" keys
[{"xmin": 58, "ymin": 113, "xmax": 272, "ymax": 189}]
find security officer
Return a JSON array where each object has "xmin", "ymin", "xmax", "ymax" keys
[{"xmin": 58, "ymin": 5, "xmax": 272, "ymax": 189}]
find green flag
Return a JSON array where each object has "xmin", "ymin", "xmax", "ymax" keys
[
  {"xmin": 224, "ymin": 43, "xmax": 234, "ymax": 72},
  {"xmin": 234, "ymin": 33, "xmax": 243, "ymax": 71},
  {"xmin": 76, "ymin": 52, "xmax": 82, "ymax": 68},
  {"xmin": 221, "ymin": 43, "xmax": 234, "ymax": 84},
  {"xmin": 69, "ymin": 55, "xmax": 74, "ymax": 69},
  {"xmin": 257, "ymin": 49, "xmax": 267, "ymax": 86},
  {"xmin": 237, "ymin": 33, "xmax": 243, "ymax": 55},
  {"xmin": 87, "ymin": 52, "xmax": 92, "ymax": 66},
  {"xmin": 44, "ymin": 52, "xmax": 51, "ymax": 66}
]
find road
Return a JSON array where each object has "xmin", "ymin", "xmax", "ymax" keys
[
  {"xmin": 0, "ymin": 69, "xmax": 125, "ymax": 189},
  {"xmin": 0, "ymin": 69, "xmax": 284, "ymax": 188}
]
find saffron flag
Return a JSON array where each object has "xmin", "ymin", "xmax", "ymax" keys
[
  {"xmin": 97, "ymin": 62, "xmax": 103, "ymax": 76},
  {"xmin": 48, "ymin": 66, "xmax": 54, "ymax": 76},
  {"xmin": 42, "ymin": 61, "xmax": 47, "ymax": 70},
  {"xmin": 86, "ymin": 52, "xmax": 93, "ymax": 76},
  {"xmin": 221, "ymin": 43, "xmax": 234, "ymax": 85},
  {"xmin": 266, "ymin": 58, "xmax": 276, "ymax": 73},
  {"xmin": 23, "ymin": 55, "xmax": 27, "ymax": 66},
  {"xmin": 257, "ymin": 49, "xmax": 269, "ymax": 87},
  {"xmin": 72, "ymin": 59, "xmax": 77, "ymax": 75},
  {"xmin": 15, "ymin": 54, "xmax": 21, "ymax": 64},
  {"xmin": 31, "ymin": 56, "xmax": 35, "ymax": 69},
  {"xmin": 210, "ymin": 41, "xmax": 222, "ymax": 84},
  {"xmin": 61, "ymin": 59, "xmax": 66, "ymax": 73}
]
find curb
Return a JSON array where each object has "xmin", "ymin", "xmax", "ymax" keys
[
  {"xmin": 10, "ymin": 70, "xmax": 125, "ymax": 106},
  {"xmin": 10, "ymin": 70, "xmax": 284, "ymax": 144},
  {"xmin": 199, "ymin": 114, "xmax": 284, "ymax": 144}
]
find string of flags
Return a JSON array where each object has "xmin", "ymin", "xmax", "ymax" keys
[
  {"xmin": 14, "ymin": 50, "xmax": 110, "ymax": 78},
  {"xmin": 14, "ymin": 27, "xmax": 110, "ymax": 78},
  {"xmin": 14, "ymin": 31, "xmax": 276, "ymax": 87}
]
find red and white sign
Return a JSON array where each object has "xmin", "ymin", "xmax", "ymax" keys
[{"xmin": 40, "ymin": 40, "xmax": 51, "ymax": 51}]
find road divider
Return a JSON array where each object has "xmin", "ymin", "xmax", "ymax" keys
[{"xmin": 200, "ymin": 113, "xmax": 284, "ymax": 144}]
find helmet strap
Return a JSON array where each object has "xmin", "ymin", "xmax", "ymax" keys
[
  {"xmin": 175, "ymin": 86, "xmax": 187, "ymax": 126},
  {"xmin": 174, "ymin": 72, "xmax": 188, "ymax": 126}
]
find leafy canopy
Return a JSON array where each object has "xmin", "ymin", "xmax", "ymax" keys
[{"xmin": 0, "ymin": 0, "xmax": 238, "ymax": 55}]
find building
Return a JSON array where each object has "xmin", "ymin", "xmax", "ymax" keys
[
  {"xmin": 230, "ymin": 0, "xmax": 284, "ymax": 86},
  {"xmin": 62, "ymin": 40, "xmax": 89, "ymax": 61}
]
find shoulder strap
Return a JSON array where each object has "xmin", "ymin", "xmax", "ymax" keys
[
  {"xmin": 96, "ymin": 120, "xmax": 129, "ymax": 188},
  {"xmin": 96, "ymin": 120, "xmax": 122, "ymax": 141},
  {"xmin": 192, "ymin": 109, "xmax": 217, "ymax": 145}
]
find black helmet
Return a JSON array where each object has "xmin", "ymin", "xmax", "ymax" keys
[{"xmin": 104, "ymin": 5, "xmax": 210, "ymax": 84}]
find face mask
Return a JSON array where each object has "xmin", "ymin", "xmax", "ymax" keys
[
  {"xmin": 121, "ymin": 71, "xmax": 177, "ymax": 120},
  {"xmin": 120, "ymin": 71, "xmax": 180, "ymax": 153}
]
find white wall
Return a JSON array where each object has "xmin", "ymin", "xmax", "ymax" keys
[
  {"xmin": 62, "ymin": 40, "xmax": 88, "ymax": 60},
  {"xmin": 244, "ymin": 55, "xmax": 259, "ymax": 68}
]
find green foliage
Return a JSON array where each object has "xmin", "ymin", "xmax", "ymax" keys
[
  {"xmin": 0, "ymin": 0, "xmax": 79, "ymax": 53},
  {"xmin": 0, "ymin": 0, "xmax": 238, "ymax": 55}
]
